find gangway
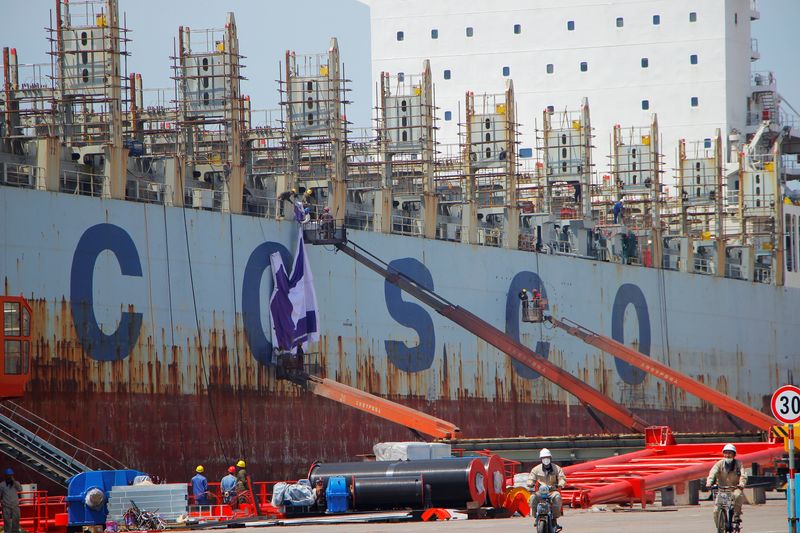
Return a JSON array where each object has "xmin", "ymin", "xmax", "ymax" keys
[
  {"xmin": 542, "ymin": 316, "xmax": 777, "ymax": 431},
  {"xmin": 303, "ymin": 226, "xmax": 649, "ymax": 433},
  {"xmin": 0, "ymin": 401, "xmax": 127, "ymax": 486},
  {"xmin": 0, "ymin": 296, "xmax": 127, "ymax": 485},
  {"xmin": 559, "ymin": 426, "xmax": 784, "ymax": 509}
]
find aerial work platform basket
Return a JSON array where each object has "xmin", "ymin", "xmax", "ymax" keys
[
  {"xmin": 521, "ymin": 299, "xmax": 547, "ymax": 323},
  {"xmin": 303, "ymin": 223, "xmax": 346, "ymax": 245}
]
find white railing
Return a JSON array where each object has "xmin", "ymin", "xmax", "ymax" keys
[
  {"xmin": 126, "ymin": 180, "xmax": 165, "ymax": 204},
  {"xmin": 391, "ymin": 214, "xmax": 423, "ymax": 236},
  {"xmin": 61, "ymin": 170, "xmax": 104, "ymax": 197},
  {"xmin": 725, "ymin": 263, "xmax": 745, "ymax": 280},
  {"xmin": 184, "ymin": 186, "xmax": 228, "ymax": 211},
  {"xmin": 478, "ymin": 227, "xmax": 503, "ymax": 248},
  {"xmin": 754, "ymin": 266, "xmax": 771, "ymax": 284},
  {"xmin": 0, "ymin": 162, "xmax": 40, "ymax": 189},
  {"xmin": 693, "ymin": 256, "xmax": 714, "ymax": 275}
]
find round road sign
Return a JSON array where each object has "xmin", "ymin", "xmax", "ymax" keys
[{"xmin": 771, "ymin": 385, "xmax": 800, "ymax": 424}]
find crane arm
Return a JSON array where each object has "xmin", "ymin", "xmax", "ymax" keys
[
  {"xmin": 546, "ymin": 316, "xmax": 776, "ymax": 431},
  {"xmin": 303, "ymin": 375, "xmax": 460, "ymax": 439},
  {"xmin": 333, "ymin": 240, "xmax": 649, "ymax": 433}
]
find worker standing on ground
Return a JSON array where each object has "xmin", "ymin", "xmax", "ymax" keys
[
  {"xmin": 527, "ymin": 449, "xmax": 567, "ymax": 531},
  {"xmin": 0, "ymin": 468, "xmax": 22, "ymax": 533},
  {"xmin": 235, "ymin": 460, "xmax": 251, "ymax": 502},
  {"xmin": 220, "ymin": 466, "xmax": 237, "ymax": 505},
  {"xmin": 192, "ymin": 465, "xmax": 210, "ymax": 506},
  {"xmin": 706, "ymin": 444, "xmax": 747, "ymax": 527}
]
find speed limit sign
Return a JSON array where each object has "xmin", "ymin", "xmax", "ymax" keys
[{"xmin": 771, "ymin": 384, "xmax": 800, "ymax": 424}]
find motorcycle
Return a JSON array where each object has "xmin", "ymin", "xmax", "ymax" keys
[
  {"xmin": 533, "ymin": 484, "xmax": 561, "ymax": 533},
  {"xmin": 711, "ymin": 485, "xmax": 742, "ymax": 533}
]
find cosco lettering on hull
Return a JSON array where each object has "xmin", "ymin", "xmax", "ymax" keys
[{"xmin": 68, "ymin": 224, "xmax": 652, "ymax": 384}]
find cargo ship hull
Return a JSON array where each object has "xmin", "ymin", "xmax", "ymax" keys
[{"xmin": 2, "ymin": 186, "xmax": 795, "ymax": 482}]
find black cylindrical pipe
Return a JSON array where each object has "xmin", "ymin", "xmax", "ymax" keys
[
  {"xmin": 352, "ymin": 475, "xmax": 425, "ymax": 510},
  {"xmin": 308, "ymin": 457, "xmax": 486, "ymax": 508}
]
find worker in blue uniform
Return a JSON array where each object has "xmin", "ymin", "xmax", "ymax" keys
[
  {"xmin": 192, "ymin": 465, "xmax": 210, "ymax": 505},
  {"xmin": 221, "ymin": 466, "xmax": 237, "ymax": 504}
]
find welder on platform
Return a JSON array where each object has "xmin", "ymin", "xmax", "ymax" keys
[
  {"xmin": 192, "ymin": 465, "xmax": 210, "ymax": 506},
  {"xmin": 0, "ymin": 468, "xmax": 22, "ymax": 533},
  {"xmin": 221, "ymin": 466, "xmax": 237, "ymax": 504},
  {"xmin": 527, "ymin": 448, "xmax": 567, "ymax": 531},
  {"xmin": 706, "ymin": 444, "xmax": 747, "ymax": 527},
  {"xmin": 320, "ymin": 206, "xmax": 334, "ymax": 239},
  {"xmin": 235, "ymin": 460, "xmax": 251, "ymax": 502},
  {"xmin": 531, "ymin": 289, "xmax": 542, "ymax": 309}
]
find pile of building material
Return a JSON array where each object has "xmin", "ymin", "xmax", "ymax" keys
[{"xmin": 107, "ymin": 483, "xmax": 188, "ymax": 523}]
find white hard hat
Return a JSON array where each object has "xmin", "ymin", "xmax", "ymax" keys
[
  {"xmin": 722, "ymin": 443, "xmax": 737, "ymax": 454},
  {"xmin": 539, "ymin": 448, "xmax": 552, "ymax": 459}
]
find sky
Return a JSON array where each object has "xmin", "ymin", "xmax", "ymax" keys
[{"xmin": 1, "ymin": 0, "xmax": 798, "ymax": 130}]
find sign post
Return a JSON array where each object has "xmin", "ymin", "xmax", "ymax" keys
[{"xmin": 771, "ymin": 385, "xmax": 800, "ymax": 533}]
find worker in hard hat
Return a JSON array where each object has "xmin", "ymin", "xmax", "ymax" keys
[
  {"xmin": 278, "ymin": 188, "xmax": 297, "ymax": 217},
  {"xmin": 221, "ymin": 466, "xmax": 237, "ymax": 505},
  {"xmin": 235, "ymin": 460, "xmax": 251, "ymax": 503},
  {"xmin": 0, "ymin": 468, "xmax": 22, "ymax": 533},
  {"xmin": 706, "ymin": 444, "xmax": 747, "ymax": 526},
  {"xmin": 192, "ymin": 465, "xmax": 210, "ymax": 506},
  {"xmin": 527, "ymin": 448, "xmax": 567, "ymax": 531}
]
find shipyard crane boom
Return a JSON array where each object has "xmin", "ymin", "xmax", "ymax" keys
[
  {"xmin": 544, "ymin": 316, "xmax": 777, "ymax": 431},
  {"xmin": 305, "ymin": 229, "xmax": 649, "ymax": 433}
]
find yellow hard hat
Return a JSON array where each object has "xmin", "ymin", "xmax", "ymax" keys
[
  {"xmin": 304, "ymin": 189, "xmax": 313, "ymax": 196},
  {"xmin": 236, "ymin": 460, "xmax": 246, "ymax": 468},
  {"xmin": 196, "ymin": 465, "xmax": 204, "ymax": 473},
  {"xmin": 291, "ymin": 188, "xmax": 297, "ymax": 194}
]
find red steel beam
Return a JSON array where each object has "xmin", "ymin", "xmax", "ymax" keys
[
  {"xmin": 562, "ymin": 442, "xmax": 783, "ymax": 508},
  {"xmin": 549, "ymin": 316, "xmax": 777, "ymax": 431}
]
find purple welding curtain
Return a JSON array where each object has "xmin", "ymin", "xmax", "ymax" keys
[{"xmin": 268, "ymin": 226, "xmax": 320, "ymax": 354}]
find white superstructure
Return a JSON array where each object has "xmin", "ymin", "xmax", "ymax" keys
[{"xmin": 363, "ymin": 0, "xmax": 760, "ymax": 177}]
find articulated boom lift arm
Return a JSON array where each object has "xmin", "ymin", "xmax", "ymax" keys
[
  {"xmin": 546, "ymin": 316, "xmax": 776, "ymax": 431},
  {"xmin": 302, "ymin": 375, "xmax": 460, "ymax": 439},
  {"xmin": 333, "ymin": 240, "xmax": 649, "ymax": 433}
]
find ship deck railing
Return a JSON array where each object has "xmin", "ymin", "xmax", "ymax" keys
[
  {"xmin": 754, "ymin": 265, "xmax": 772, "ymax": 284},
  {"xmin": 0, "ymin": 162, "xmax": 41, "ymax": 189},
  {"xmin": 692, "ymin": 256, "xmax": 715, "ymax": 275},
  {"xmin": 61, "ymin": 169, "xmax": 104, "ymax": 198},
  {"xmin": 390, "ymin": 213, "xmax": 422, "ymax": 237}
]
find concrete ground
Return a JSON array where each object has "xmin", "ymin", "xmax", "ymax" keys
[{"xmin": 245, "ymin": 493, "xmax": 792, "ymax": 532}]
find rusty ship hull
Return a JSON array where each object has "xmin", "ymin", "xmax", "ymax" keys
[{"xmin": 2, "ymin": 185, "xmax": 794, "ymax": 482}]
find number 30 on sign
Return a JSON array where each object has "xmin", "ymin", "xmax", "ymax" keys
[{"xmin": 771, "ymin": 385, "xmax": 800, "ymax": 424}]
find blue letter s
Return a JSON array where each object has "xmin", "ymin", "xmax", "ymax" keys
[{"xmin": 384, "ymin": 258, "xmax": 435, "ymax": 372}]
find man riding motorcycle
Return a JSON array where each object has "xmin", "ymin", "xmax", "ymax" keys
[
  {"xmin": 527, "ymin": 448, "xmax": 567, "ymax": 531},
  {"xmin": 706, "ymin": 443, "xmax": 747, "ymax": 527}
]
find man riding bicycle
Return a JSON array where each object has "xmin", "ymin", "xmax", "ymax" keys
[{"xmin": 706, "ymin": 443, "xmax": 747, "ymax": 527}]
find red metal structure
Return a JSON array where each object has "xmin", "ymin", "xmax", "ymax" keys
[
  {"xmin": 0, "ymin": 296, "xmax": 32, "ymax": 399},
  {"xmin": 547, "ymin": 316, "xmax": 777, "ymax": 431},
  {"xmin": 560, "ymin": 427, "xmax": 784, "ymax": 509}
]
